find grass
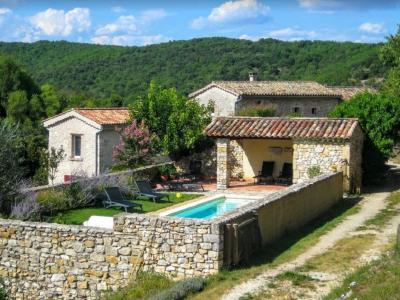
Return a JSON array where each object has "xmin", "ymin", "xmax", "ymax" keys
[
  {"xmin": 276, "ymin": 271, "xmax": 316, "ymax": 287},
  {"xmin": 189, "ymin": 196, "xmax": 361, "ymax": 300},
  {"xmin": 324, "ymin": 248, "xmax": 400, "ymax": 300},
  {"xmin": 103, "ymin": 272, "xmax": 172, "ymax": 300},
  {"xmin": 300, "ymin": 234, "xmax": 376, "ymax": 273},
  {"xmin": 364, "ymin": 191, "xmax": 400, "ymax": 228},
  {"xmin": 51, "ymin": 192, "xmax": 202, "ymax": 225}
]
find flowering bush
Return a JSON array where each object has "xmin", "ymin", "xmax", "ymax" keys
[{"xmin": 113, "ymin": 120, "xmax": 156, "ymax": 169}]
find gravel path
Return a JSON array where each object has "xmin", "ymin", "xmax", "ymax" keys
[{"xmin": 222, "ymin": 167, "xmax": 400, "ymax": 300}]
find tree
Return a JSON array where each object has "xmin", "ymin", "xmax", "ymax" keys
[
  {"xmin": 131, "ymin": 81, "xmax": 212, "ymax": 158},
  {"xmin": 0, "ymin": 121, "xmax": 24, "ymax": 211},
  {"xmin": 41, "ymin": 147, "xmax": 66, "ymax": 186},
  {"xmin": 330, "ymin": 92, "xmax": 400, "ymax": 180},
  {"xmin": 7, "ymin": 90, "xmax": 30, "ymax": 123},
  {"xmin": 113, "ymin": 120, "xmax": 156, "ymax": 169},
  {"xmin": 381, "ymin": 26, "xmax": 400, "ymax": 98}
]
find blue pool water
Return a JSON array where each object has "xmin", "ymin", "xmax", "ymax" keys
[{"xmin": 168, "ymin": 197, "xmax": 248, "ymax": 220}]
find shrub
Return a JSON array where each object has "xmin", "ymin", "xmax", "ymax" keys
[
  {"xmin": 10, "ymin": 187, "xmax": 41, "ymax": 221},
  {"xmin": 36, "ymin": 189, "xmax": 67, "ymax": 214},
  {"xmin": 307, "ymin": 166, "xmax": 321, "ymax": 179},
  {"xmin": 149, "ymin": 277, "xmax": 207, "ymax": 300},
  {"xmin": 237, "ymin": 106, "xmax": 276, "ymax": 117},
  {"xmin": 0, "ymin": 277, "xmax": 6, "ymax": 300}
]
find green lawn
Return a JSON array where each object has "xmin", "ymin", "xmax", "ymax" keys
[{"xmin": 51, "ymin": 192, "xmax": 202, "ymax": 225}]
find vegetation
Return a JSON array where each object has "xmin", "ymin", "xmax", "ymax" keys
[
  {"xmin": 330, "ymin": 92, "xmax": 400, "ymax": 181},
  {"xmin": 190, "ymin": 197, "xmax": 361, "ymax": 299},
  {"xmin": 149, "ymin": 277, "xmax": 206, "ymax": 300},
  {"xmin": 236, "ymin": 106, "xmax": 276, "ymax": 117},
  {"xmin": 0, "ymin": 38, "xmax": 386, "ymax": 100},
  {"xmin": 51, "ymin": 192, "xmax": 201, "ymax": 225},
  {"xmin": 0, "ymin": 277, "xmax": 6, "ymax": 300},
  {"xmin": 131, "ymin": 81, "xmax": 212, "ymax": 158},
  {"xmin": 307, "ymin": 165, "xmax": 321, "ymax": 179},
  {"xmin": 275, "ymin": 271, "xmax": 315, "ymax": 287},
  {"xmin": 103, "ymin": 272, "xmax": 173, "ymax": 300},
  {"xmin": 324, "ymin": 249, "xmax": 400, "ymax": 300},
  {"xmin": 381, "ymin": 26, "xmax": 400, "ymax": 99},
  {"xmin": 113, "ymin": 120, "xmax": 156, "ymax": 169}
]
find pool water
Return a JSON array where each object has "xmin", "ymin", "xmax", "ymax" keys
[{"xmin": 168, "ymin": 197, "xmax": 250, "ymax": 220}]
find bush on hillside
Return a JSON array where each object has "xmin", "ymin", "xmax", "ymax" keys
[{"xmin": 0, "ymin": 277, "xmax": 7, "ymax": 300}]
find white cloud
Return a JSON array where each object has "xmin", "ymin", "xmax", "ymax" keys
[
  {"xmin": 0, "ymin": 7, "xmax": 11, "ymax": 14},
  {"xmin": 267, "ymin": 27, "xmax": 318, "ymax": 40},
  {"xmin": 191, "ymin": 0, "xmax": 270, "ymax": 29},
  {"xmin": 30, "ymin": 8, "xmax": 91, "ymax": 36},
  {"xmin": 92, "ymin": 9, "xmax": 167, "ymax": 46},
  {"xmin": 359, "ymin": 22, "xmax": 385, "ymax": 34},
  {"xmin": 299, "ymin": 0, "xmax": 399, "ymax": 10},
  {"xmin": 91, "ymin": 34, "xmax": 169, "ymax": 46},
  {"xmin": 111, "ymin": 6, "xmax": 126, "ymax": 13}
]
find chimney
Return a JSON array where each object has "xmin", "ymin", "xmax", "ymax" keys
[{"xmin": 249, "ymin": 72, "xmax": 258, "ymax": 82}]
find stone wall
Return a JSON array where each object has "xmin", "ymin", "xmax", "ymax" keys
[
  {"xmin": 236, "ymin": 96, "xmax": 341, "ymax": 117},
  {"xmin": 0, "ymin": 214, "xmax": 221, "ymax": 299}
]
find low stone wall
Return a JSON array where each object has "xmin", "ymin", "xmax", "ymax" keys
[
  {"xmin": 1, "ymin": 173, "xmax": 342, "ymax": 299},
  {"xmin": 0, "ymin": 215, "xmax": 221, "ymax": 299}
]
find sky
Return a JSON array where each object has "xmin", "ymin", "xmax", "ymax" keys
[{"xmin": 0, "ymin": 0, "xmax": 399, "ymax": 46}]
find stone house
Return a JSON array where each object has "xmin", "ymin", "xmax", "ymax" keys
[
  {"xmin": 190, "ymin": 77, "xmax": 342, "ymax": 117},
  {"xmin": 190, "ymin": 74, "xmax": 374, "ymax": 117},
  {"xmin": 204, "ymin": 117, "xmax": 364, "ymax": 193},
  {"xmin": 43, "ymin": 108, "xmax": 130, "ymax": 184}
]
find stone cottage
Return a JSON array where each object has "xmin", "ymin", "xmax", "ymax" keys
[
  {"xmin": 43, "ymin": 108, "xmax": 130, "ymax": 184},
  {"xmin": 190, "ymin": 76, "xmax": 342, "ymax": 117},
  {"xmin": 190, "ymin": 74, "xmax": 374, "ymax": 117},
  {"xmin": 204, "ymin": 117, "xmax": 364, "ymax": 193}
]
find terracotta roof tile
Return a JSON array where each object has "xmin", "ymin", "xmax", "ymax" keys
[
  {"xmin": 74, "ymin": 108, "xmax": 130, "ymax": 125},
  {"xmin": 205, "ymin": 117, "xmax": 359, "ymax": 140},
  {"xmin": 190, "ymin": 81, "xmax": 341, "ymax": 98}
]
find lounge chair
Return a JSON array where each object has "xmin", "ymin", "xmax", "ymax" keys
[
  {"xmin": 134, "ymin": 180, "xmax": 170, "ymax": 202},
  {"xmin": 253, "ymin": 161, "xmax": 275, "ymax": 184},
  {"xmin": 276, "ymin": 163, "xmax": 293, "ymax": 185},
  {"xmin": 104, "ymin": 187, "xmax": 143, "ymax": 212}
]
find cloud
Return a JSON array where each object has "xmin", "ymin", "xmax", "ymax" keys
[
  {"xmin": 92, "ymin": 9, "xmax": 167, "ymax": 46},
  {"xmin": 91, "ymin": 34, "xmax": 169, "ymax": 46},
  {"xmin": 30, "ymin": 8, "xmax": 91, "ymax": 36},
  {"xmin": 267, "ymin": 27, "xmax": 318, "ymax": 40},
  {"xmin": 191, "ymin": 0, "xmax": 270, "ymax": 29},
  {"xmin": 0, "ymin": 7, "xmax": 11, "ymax": 14},
  {"xmin": 359, "ymin": 22, "xmax": 386, "ymax": 34},
  {"xmin": 111, "ymin": 6, "xmax": 126, "ymax": 13},
  {"xmin": 299, "ymin": 0, "xmax": 400, "ymax": 10}
]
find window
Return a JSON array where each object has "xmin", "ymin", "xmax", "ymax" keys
[
  {"xmin": 293, "ymin": 107, "xmax": 300, "ymax": 113},
  {"xmin": 311, "ymin": 108, "xmax": 317, "ymax": 115},
  {"xmin": 72, "ymin": 135, "xmax": 82, "ymax": 158}
]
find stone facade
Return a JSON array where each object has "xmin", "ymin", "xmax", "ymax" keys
[
  {"xmin": 45, "ymin": 117, "xmax": 123, "ymax": 185},
  {"xmin": 192, "ymin": 86, "xmax": 340, "ymax": 117},
  {"xmin": 292, "ymin": 126, "xmax": 363, "ymax": 193},
  {"xmin": 216, "ymin": 139, "xmax": 230, "ymax": 190},
  {"xmin": 236, "ymin": 96, "xmax": 340, "ymax": 117}
]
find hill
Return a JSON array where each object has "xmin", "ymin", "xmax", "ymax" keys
[{"xmin": 0, "ymin": 38, "xmax": 387, "ymax": 102}]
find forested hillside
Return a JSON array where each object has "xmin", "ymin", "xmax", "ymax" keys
[{"xmin": 0, "ymin": 38, "xmax": 387, "ymax": 102}]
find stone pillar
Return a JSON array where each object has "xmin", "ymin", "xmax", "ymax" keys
[{"xmin": 217, "ymin": 138, "xmax": 230, "ymax": 190}]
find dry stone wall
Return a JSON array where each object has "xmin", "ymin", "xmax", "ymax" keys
[{"xmin": 0, "ymin": 215, "xmax": 222, "ymax": 300}]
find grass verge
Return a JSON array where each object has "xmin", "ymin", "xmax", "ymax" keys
[
  {"xmin": 364, "ymin": 191, "xmax": 400, "ymax": 228},
  {"xmin": 300, "ymin": 234, "xmax": 376, "ymax": 273},
  {"xmin": 189, "ymin": 196, "xmax": 361, "ymax": 300},
  {"xmin": 51, "ymin": 192, "xmax": 202, "ymax": 225},
  {"xmin": 324, "ymin": 248, "xmax": 400, "ymax": 300}
]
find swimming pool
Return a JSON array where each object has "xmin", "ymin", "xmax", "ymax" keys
[{"xmin": 161, "ymin": 195, "xmax": 260, "ymax": 220}]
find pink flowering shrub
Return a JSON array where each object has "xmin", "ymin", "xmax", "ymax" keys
[{"xmin": 113, "ymin": 120, "xmax": 156, "ymax": 169}]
